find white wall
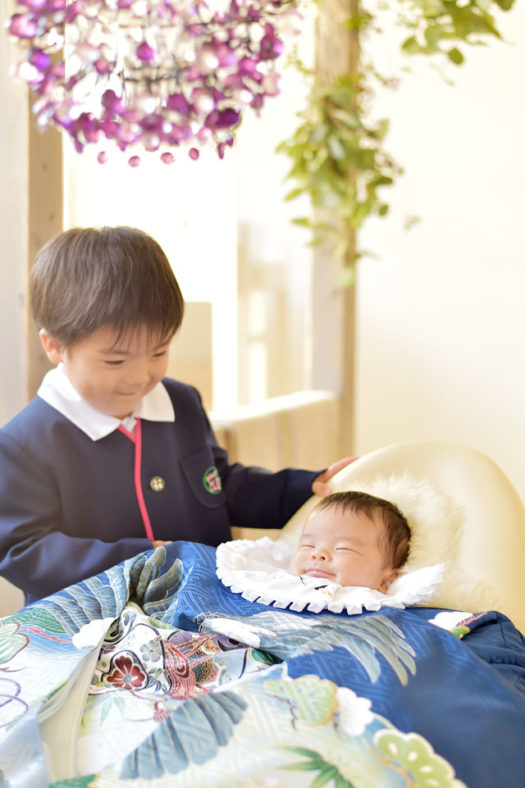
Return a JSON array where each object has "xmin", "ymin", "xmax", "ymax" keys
[{"xmin": 355, "ymin": 5, "xmax": 525, "ymax": 503}]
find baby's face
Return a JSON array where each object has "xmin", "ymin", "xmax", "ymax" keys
[{"xmin": 288, "ymin": 506, "xmax": 398, "ymax": 592}]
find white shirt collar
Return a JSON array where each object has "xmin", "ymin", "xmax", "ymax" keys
[{"xmin": 37, "ymin": 363, "xmax": 175, "ymax": 441}]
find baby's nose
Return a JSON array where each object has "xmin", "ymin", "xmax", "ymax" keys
[{"xmin": 312, "ymin": 547, "xmax": 328, "ymax": 560}]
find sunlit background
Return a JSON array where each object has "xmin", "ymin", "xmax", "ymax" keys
[
  {"xmin": 2, "ymin": 1, "xmax": 525, "ymax": 505},
  {"xmin": 63, "ymin": 16, "xmax": 315, "ymax": 413}
]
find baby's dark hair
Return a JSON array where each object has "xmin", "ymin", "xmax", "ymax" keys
[
  {"xmin": 30, "ymin": 226, "xmax": 184, "ymax": 346},
  {"xmin": 314, "ymin": 490, "xmax": 411, "ymax": 569}
]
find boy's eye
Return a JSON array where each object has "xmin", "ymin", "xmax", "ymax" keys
[
  {"xmin": 153, "ymin": 350, "xmax": 168, "ymax": 358},
  {"xmin": 104, "ymin": 359, "xmax": 124, "ymax": 366}
]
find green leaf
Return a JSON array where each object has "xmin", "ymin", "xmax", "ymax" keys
[
  {"xmin": 345, "ymin": 11, "xmax": 373, "ymax": 30},
  {"xmin": 282, "ymin": 746, "xmax": 324, "ymax": 760},
  {"xmin": 338, "ymin": 266, "xmax": 356, "ymax": 288},
  {"xmin": 331, "ymin": 109, "xmax": 361, "ymax": 129},
  {"xmin": 448, "ymin": 47, "xmax": 464, "ymax": 64},
  {"xmin": 307, "ymin": 147, "xmax": 330, "ymax": 172},
  {"xmin": 421, "ymin": 0, "xmax": 445, "ymax": 17},
  {"xmin": 451, "ymin": 7, "xmax": 501, "ymax": 38},
  {"xmin": 350, "ymin": 201, "xmax": 372, "ymax": 228},
  {"xmin": 284, "ymin": 187, "xmax": 306, "ymax": 202},
  {"xmin": 310, "ymin": 123, "xmax": 329, "ymax": 144},
  {"xmin": 403, "ymin": 214, "xmax": 421, "ymax": 230},
  {"xmin": 401, "ymin": 35, "xmax": 423, "ymax": 54},
  {"xmin": 373, "ymin": 118, "xmax": 390, "ymax": 140},
  {"xmin": 282, "ymin": 761, "xmax": 326, "ymax": 772},
  {"xmin": 311, "ymin": 766, "xmax": 340, "ymax": 787},
  {"xmin": 369, "ymin": 174, "xmax": 394, "ymax": 188},
  {"xmin": 424, "ymin": 23, "xmax": 447, "ymax": 48},
  {"xmin": 15, "ymin": 607, "xmax": 66, "ymax": 634},
  {"xmin": 276, "ymin": 0, "xmax": 511, "ymax": 263},
  {"xmin": 328, "ymin": 137, "xmax": 346, "ymax": 161},
  {"xmin": 335, "ymin": 770, "xmax": 356, "ymax": 788}
]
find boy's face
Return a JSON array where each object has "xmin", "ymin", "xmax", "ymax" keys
[
  {"xmin": 288, "ymin": 506, "xmax": 398, "ymax": 592},
  {"xmin": 41, "ymin": 325, "xmax": 171, "ymax": 419}
]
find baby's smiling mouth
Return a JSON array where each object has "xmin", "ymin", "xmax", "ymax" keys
[{"xmin": 304, "ymin": 567, "xmax": 335, "ymax": 578}]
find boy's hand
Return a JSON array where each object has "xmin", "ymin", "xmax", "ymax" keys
[
  {"xmin": 152, "ymin": 540, "xmax": 172, "ymax": 548},
  {"xmin": 311, "ymin": 457, "xmax": 357, "ymax": 498}
]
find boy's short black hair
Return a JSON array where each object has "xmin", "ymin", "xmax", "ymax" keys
[
  {"xmin": 314, "ymin": 490, "xmax": 411, "ymax": 569},
  {"xmin": 30, "ymin": 226, "xmax": 185, "ymax": 346}
]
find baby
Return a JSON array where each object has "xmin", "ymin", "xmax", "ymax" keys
[{"xmin": 288, "ymin": 490, "xmax": 411, "ymax": 593}]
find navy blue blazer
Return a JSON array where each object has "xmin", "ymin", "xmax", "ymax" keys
[{"xmin": 0, "ymin": 378, "xmax": 317, "ymax": 601}]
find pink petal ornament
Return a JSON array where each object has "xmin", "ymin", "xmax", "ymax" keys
[
  {"xmin": 18, "ymin": 0, "xmax": 47, "ymax": 9},
  {"xmin": 9, "ymin": 14, "xmax": 37, "ymax": 38},
  {"xmin": 136, "ymin": 42, "xmax": 155, "ymax": 62},
  {"xmin": 7, "ymin": 0, "xmax": 301, "ymax": 163}
]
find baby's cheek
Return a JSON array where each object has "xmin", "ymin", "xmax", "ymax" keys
[{"xmin": 288, "ymin": 553, "xmax": 301, "ymax": 575}]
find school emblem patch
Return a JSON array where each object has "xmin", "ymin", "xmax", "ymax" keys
[{"xmin": 203, "ymin": 466, "xmax": 222, "ymax": 494}]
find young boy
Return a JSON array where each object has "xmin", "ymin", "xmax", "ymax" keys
[
  {"xmin": 0, "ymin": 226, "xmax": 348, "ymax": 604},
  {"xmin": 289, "ymin": 490, "xmax": 411, "ymax": 593}
]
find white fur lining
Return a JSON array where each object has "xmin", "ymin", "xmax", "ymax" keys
[{"xmin": 216, "ymin": 537, "xmax": 444, "ymax": 615}]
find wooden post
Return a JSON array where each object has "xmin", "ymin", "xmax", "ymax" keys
[
  {"xmin": 0, "ymin": 1, "xmax": 29, "ymax": 424},
  {"xmin": 27, "ymin": 106, "xmax": 64, "ymax": 398},
  {"xmin": 312, "ymin": 0, "xmax": 358, "ymax": 455}
]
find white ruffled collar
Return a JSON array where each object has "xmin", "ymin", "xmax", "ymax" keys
[{"xmin": 217, "ymin": 537, "xmax": 444, "ymax": 615}]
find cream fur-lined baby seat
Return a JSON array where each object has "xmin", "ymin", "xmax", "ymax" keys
[{"xmin": 230, "ymin": 440, "xmax": 525, "ymax": 634}]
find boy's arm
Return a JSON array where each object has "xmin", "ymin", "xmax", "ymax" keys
[
  {"xmin": 0, "ymin": 432, "xmax": 151, "ymax": 601},
  {"xmin": 218, "ymin": 456, "xmax": 319, "ymax": 530},
  {"xmin": 219, "ymin": 457, "xmax": 356, "ymax": 527},
  {"xmin": 186, "ymin": 383, "xmax": 353, "ymax": 530}
]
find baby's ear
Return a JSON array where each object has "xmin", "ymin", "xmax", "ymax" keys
[
  {"xmin": 379, "ymin": 567, "xmax": 399, "ymax": 594},
  {"xmin": 39, "ymin": 329, "xmax": 64, "ymax": 365}
]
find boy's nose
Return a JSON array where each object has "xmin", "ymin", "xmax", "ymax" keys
[
  {"xmin": 311, "ymin": 547, "xmax": 328, "ymax": 561},
  {"xmin": 124, "ymin": 364, "xmax": 150, "ymax": 386}
]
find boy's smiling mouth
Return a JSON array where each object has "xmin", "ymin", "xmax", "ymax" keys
[{"xmin": 115, "ymin": 390, "xmax": 143, "ymax": 397}]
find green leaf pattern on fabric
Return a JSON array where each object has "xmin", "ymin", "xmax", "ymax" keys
[{"xmin": 374, "ymin": 730, "xmax": 466, "ymax": 787}]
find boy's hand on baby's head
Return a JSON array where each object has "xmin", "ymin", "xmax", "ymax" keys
[
  {"xmin": 152, "ymin": 540, "xmax": 172, "ymax": 548},
  {"xmin": 311, "ymin": 457, "xmax": 358, "ymax": 497}
]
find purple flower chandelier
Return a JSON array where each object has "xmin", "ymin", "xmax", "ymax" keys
[{"xmin": 8, "ymin": 0, "xmax": 300, "ymax": 165}]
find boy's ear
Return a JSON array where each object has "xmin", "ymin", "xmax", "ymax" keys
[{"xmin": 39, "ymin": 329, "xmax": 64, "ymax": 365}]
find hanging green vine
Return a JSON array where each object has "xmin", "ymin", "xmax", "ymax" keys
[
  {"xmin": 277, "ymin": 68, "xmax": 402, "ymax": 263},
  {"xmin": 278, "ymin": 0, "xmax": 516, "ymax": 271}
]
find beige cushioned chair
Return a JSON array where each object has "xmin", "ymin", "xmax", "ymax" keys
[{"xmin": 233, "ymin": 440, "xmax": 525, "ymax": 634}]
